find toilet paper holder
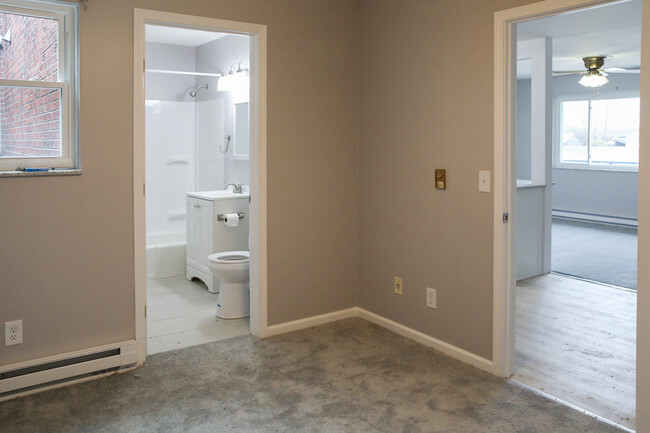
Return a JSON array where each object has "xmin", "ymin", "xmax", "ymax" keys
[{"xmin": 217, "ymin": 212, "xmax": 244, "ymax": 221}]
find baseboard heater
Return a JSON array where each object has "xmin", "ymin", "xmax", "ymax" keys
[
  {"xmin": 0, "ymin": 343, "xmax": 137, "ymax": 400},
  {"xmin": 552, "ymin": 209, "xmax": 638, "ymax": 228}
]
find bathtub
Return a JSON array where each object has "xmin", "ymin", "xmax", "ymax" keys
[{"xmin": 146, "ymin": 232, "xmax": 186, "ymax": 280}]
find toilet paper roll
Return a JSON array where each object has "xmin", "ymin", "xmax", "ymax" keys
[{"xmin": 224, "ymin": 213, "xmax": 240, "ymax": 228}]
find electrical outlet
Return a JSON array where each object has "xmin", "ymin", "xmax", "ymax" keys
[
  {"xmin": 426, "ymin": 287, "xmax": 437, "ymax": 309},
  {"xmin": 394, "ymin": 277, "xmax": 403, "ymax": 295},
  {"xmin": 5, "ymin": 320, "xmax": 23, "ymax": 346}
]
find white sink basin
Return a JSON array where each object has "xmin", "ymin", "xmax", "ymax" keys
[{"xmin": 186, "ymin": 190, "xmax": 249, "ymax": 201}]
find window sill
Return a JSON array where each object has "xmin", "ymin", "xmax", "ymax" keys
[
  {"xmin": 0, "ymin": 169, "xmax": 82, "ymax": 178},
  {"xmin": 553, "ymin": 166, "xmax": 638, "ymax": 174}
]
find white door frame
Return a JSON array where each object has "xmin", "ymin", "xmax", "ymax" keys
[
  {"xmin": 492, "ymin": 0, "xmax": 636, "ymax": 375},
  {"xmin": 133, "ymin": 9, "xmax": 268, "ymax": 364}
]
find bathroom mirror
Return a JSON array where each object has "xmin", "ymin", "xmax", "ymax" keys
[{"xmin": 233, "ymin": 102, "xmax": 249, "ymax": 160}]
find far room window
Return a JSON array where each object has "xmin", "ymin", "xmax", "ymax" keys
[
  {"xmin": 0, "ymin": 0, "xmax": 78, "ymax": 172},
  {"xmin": 555, "ymin": 95, "xmax": 639, "ymax": 171}
]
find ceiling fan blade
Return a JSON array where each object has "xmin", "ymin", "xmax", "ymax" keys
[
  {"xmin": 603, "ymin": 67, "xmax": 641, "ymax": 74},
  {"xmin": 552, "ymin": 70, "xmax": 585, "ymax": 76}
]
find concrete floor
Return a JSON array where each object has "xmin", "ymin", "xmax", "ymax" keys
[
  {"xmin": 0, "ymin": 318, "xmax": 625, "ymax": 433},
  {"xmin": 515, "ymin": 273, "xmax": 636, "ymax": 430}
]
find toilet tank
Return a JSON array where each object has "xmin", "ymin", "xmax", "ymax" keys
[{"xmin": 186, "ymin": 190, "xmax": 250, "ymax": 253}]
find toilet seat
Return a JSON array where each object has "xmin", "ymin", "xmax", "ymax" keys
[{"xmin": 208, "ymin": 250, "xmax": 250, "ymax": 264}]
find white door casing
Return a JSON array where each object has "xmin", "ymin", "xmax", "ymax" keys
[
  {"xmin": 494, "ymin": 0, "xmax": 649, "ymax": 431},
  {"xmin": 133, "ymin": 9, "xmax": 268, "ymax": 364}
]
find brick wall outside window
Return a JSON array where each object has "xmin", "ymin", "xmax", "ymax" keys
[{"xmin": 0, "ymin": 12, "xmax": 60, "ymax": 158}]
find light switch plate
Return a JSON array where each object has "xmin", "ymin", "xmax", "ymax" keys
[{"xmin": 479, "ymin": 170, "xmax": 490, "ymax": 193}]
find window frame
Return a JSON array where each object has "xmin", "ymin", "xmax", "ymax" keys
[
  {"xmin": 0, "ymin": 0, "xmax": 78, "ymax": 172},
  {"xmin": 553, "ymin": 91, "xmax": 640, "ymax": 172}
]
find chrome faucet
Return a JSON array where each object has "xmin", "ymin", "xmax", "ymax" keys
[{"xmin": 225, "ymin": 183, "xmax": 243, "ymax": 194}]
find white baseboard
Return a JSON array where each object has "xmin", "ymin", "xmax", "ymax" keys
[
  {"xmin": 266, "ymin": 307, "xmax": 358, "ymax": 336},
  {"xmin": 356, "ymin": 308, "xmax": 494, "ymax": 373},
  {"xmin": 266, "ymin": 307, "xmax": 493, "ymax": 374}
]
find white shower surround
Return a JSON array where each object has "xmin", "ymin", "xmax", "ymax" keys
[{"xmin": 145, "ymin": 99, "xmax": 225, "ymax": 279}]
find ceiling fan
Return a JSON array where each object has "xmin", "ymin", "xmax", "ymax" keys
[{"xmin": 553, "ymin": 56, "xmax": 640, "ymax": 88}]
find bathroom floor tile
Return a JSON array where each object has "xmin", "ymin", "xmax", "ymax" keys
[
  {"xmin": 147, "ymin": 337, "xmax": 170, "ymax": 355},
  {"xmin": 197, "ymin": 317, "xmax": 250, "ymax": 339},
  {"xmin": 146, "ymin": 276, "xmax": 249, "ymax": 354},
  {"xmin": 148, "ymin": 315, "xmax": 198, "ymax": 338},
  {"xmin": 154, "ymin": 320, "xmax": 249, "ymax": 352}
]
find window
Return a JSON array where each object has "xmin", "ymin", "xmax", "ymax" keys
[
  {"xmin": 0, "ymin": 0, "xmax": 78, "ymax": 171},
  {"xmin": 555, "ymin": 95, "xmax": 640, "ymax": 171}
]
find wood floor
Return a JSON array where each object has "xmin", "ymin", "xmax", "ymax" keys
[{"xmin": 514, "ymin": 273, "xmax": 636, "ymax": 430}]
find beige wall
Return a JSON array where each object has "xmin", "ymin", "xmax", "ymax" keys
[
  {"xmin": 2, "ymin": 2, "xmax": 648, "ymax": 428},
  {"xmin": 0, "ymin": 0, "xmax": 359, "ymax": 366},
  {"xmin": 358, "ymin": 0, "xmax": 547, "ymax": 360},
  {"xmin": 358, "ymin": 0, "xmax": 649, "ymax": 428}
]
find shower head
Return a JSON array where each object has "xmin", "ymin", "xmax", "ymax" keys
[{"xmin": 189, "ymin": 83, "xmax": 209, "ymax": 97}]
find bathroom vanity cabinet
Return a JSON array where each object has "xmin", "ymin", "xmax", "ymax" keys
[
  {"xmin": 186, "ymin": 196, "xmax": 214, "ymax": 279},
  {"xmin": 186, "ymin": 191, "xmax": 250, "ymax": 293}
]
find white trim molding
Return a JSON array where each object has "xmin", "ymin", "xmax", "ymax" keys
[
  {"xmin": 0, "ymin": 0, "xmax": 79, "ymax": 172},
  {"xmin": 357, "ymin": 309, "xmax": 493, "ymax": 373},
  {"xmin": 492, "ymin": 0, "xmax": 626, "ymax": 379},
  {"xmin": 133, "ymin": 9, "xmax": 268, "ymax": 364},
  {"xmin": 552, "ymin": 92, "xmax": 640, "ymax": 172},
  {"xmin": 266, "ymin": 308, "xmax": 358, "ymax": 336},
  {"xmin": 267, "ymin": 307, "xmax": 493, "ymax": 374},
  {"xmin": 637, "ymin": 0, "xmax": 650, "ymax": 429}
]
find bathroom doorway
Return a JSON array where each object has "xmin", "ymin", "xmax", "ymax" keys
[
  {"xmin": 133, "ymin": 10, "xmax": 268, "ymax": 362},
  {"xmin": 144, "ymin": 25, "xmax": 251, "ymax": 355}
]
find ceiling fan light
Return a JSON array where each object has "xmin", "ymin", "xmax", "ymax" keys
[{"xmin": 579, "ymin": 72, "xmax": 609, "ymax": 88}]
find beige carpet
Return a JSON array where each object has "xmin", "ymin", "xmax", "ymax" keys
[{"xmin": 0, "ymin": 318, "xmax": 626, "ymax": 432}]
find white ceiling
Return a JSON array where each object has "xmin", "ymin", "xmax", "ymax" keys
[
  {"xmin": 516, "ymin": 0, "xmax": 642, "ymax": 78},
  {"xmin": 145, "ymin": 25, "xmax": 229, "ymax": 47}
]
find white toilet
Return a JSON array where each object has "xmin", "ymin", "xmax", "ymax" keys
[{"xmin": 207, "ymin": 250, "xmax": 250, "ymax": 319}]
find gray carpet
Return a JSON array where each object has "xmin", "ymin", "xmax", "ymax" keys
[
  {"xmin": 0, "ymin": 318, "xmax": 625, "ymax": 433},
  {"xmin": 552, "ymin": 219, "xmax": 638, "ymax": 290}
]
